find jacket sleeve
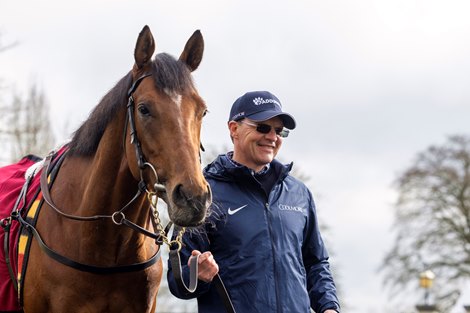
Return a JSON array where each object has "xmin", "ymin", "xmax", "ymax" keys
[
  {"xmin": 303, "ymin": 191, "xmax": 341, "ymax": 313},
  {"xmin": 167, "ymin": 227, "xmax": 212, "ymax": 299}
]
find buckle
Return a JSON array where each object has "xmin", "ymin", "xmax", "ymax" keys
[{"xmin": 1, "ymin": 217, "xmax": 11, "ymax": 230}]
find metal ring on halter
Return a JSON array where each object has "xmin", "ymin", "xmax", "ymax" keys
[
  {"xmin": 147, "ymin": 192, "xmax": 157, "ymax": 206},
  {"xmin": 140, "ymin": 162, "xmax": 166, "ymax": 193},
  {"xmin": 168, "ymin": 240, "xmax": 183, "ymax": 252},
  {"xmin": 111, "ymin": 212, "xmax": 125, "ymax": 225}
]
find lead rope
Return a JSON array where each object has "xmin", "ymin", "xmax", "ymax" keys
[{"xmin": 167, "ymin": 235, "xmax": 236, "ymax": 313}]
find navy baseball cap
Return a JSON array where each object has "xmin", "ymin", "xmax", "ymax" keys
[{"xmin": 228, "ymin": 91, "xmax": 296, "ymax": 129}]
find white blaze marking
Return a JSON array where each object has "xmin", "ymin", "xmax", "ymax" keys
[{"xmin": 164, "ymin": 88, "xmax": 182, "ymax": 108}]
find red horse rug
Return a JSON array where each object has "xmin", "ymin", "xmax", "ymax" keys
[{"xmin": 1, "ymin": 148, "xmax": 65, "ymax": 312}]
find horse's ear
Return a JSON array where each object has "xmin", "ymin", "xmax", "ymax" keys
[
  {"xmin": 134, "ymin": 25, "xmax": 155, "ymax": 69},
  {"xmin": 179, "ymin": 30, "xmax": 204, "ymax": 72}
]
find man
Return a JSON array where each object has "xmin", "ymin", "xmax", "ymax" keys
[{"xmin": 168, "ymin": 91, "xmax": 340, "ymax": 313}]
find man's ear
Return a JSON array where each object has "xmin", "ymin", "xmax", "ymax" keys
[{"xmin": 228, "ymin": 121, "xmax": 239, "ymax": 140}]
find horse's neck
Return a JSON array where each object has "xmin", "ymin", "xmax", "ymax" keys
[
  {"xmin": 49, "ymin": 113, "xmax": 151, "ymax": 261},
  {"xmin": 72, "ymin": 116, "xmax": 141, "ymax": 218}
]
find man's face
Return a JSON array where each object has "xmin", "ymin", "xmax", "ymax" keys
[{"xmin": 230, "ymin": 116, "xmax": 284, "ymax": 172}]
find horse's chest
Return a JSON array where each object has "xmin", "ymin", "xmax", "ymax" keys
[{"xmin": 23, "ymin": 257, "xmax": 161, "ymax": 313}]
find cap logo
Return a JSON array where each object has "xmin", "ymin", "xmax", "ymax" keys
[
  {"xmin": 252, "ymin": 97, "xmax": 281, "ymax": 107},
  {"xmin": 232, "ymin": 112, "xmax": 245, "ymax": 120}
]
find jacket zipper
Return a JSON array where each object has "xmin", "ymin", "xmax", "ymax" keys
[
  {"xmin": 265, "ymin": 192, "xmax": 282, "ymax": 313},
  {"xmin": 254, "ymin": 172, "xmax": 284, "ymax": 312}
]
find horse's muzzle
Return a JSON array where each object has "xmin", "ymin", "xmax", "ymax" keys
[{"xmin": 169, "ymin": 184, "xmax": 211, "ymax": 227}]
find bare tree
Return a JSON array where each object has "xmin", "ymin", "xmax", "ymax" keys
[
  {"xmin": 0, "ymin": 83, "xmax": 55, "ymax": 162},
  {"xmin": 381, "ymin": 135, "xmax": 470, "ymax": 312},
  {"xmin": 0, "ymin": 32, "xmax": 51, "ymax": 163},
  {"xmin": 0, "ymin": 31, "xmax": 18, "ymax": 99}
]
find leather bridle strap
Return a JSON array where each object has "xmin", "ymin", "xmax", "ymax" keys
[
  {"xmin": 17, "ymin": 211, "xmax": 161, "ymax": 274},
  {"xmin": 127, "ymin": 73, "xmax": 152, "ymax": 169}
]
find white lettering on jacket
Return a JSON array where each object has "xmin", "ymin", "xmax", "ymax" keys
[{"xmin": 278, "ymin": 204, "xmax": 305, "ymax": 213}]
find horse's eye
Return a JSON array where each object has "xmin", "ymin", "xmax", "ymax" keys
[
  {"xmin": 202, "ymin": 109, "xmax": 208, "ymax": 117},
  {"xmin": 138, "ymin": 104, "xmax": 150, "ymax": 116}
]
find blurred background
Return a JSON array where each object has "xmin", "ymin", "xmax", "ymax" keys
[{"xmin": 1, "ymin": 1, "xmax": 470, "ymax": 312}]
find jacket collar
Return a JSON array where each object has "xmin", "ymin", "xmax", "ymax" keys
[{"xmin": 204, "ymin": 152, "xmax": 293, "ymax": 183}]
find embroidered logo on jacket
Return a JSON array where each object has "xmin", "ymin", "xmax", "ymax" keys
[
  {"xmin": 227, "ymin": 204, "xmax": 248, "ymax": 215},
  {"xmin": 278, "ymin": 204, "xmax": 305, "ymax": 213}
]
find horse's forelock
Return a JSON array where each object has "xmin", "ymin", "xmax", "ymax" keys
[{"xmin": 152, "ymin": 53, "xmax": 194, "ymax": 94}]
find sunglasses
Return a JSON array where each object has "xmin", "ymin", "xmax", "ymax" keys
[{"xmin": 239, "ymin": 120, "xmax": 289, "ymax": 138}]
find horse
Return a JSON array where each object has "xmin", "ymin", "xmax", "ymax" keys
[{"xmin": 11, "ymin": 25, "xmax": 210, "ymax": 312}]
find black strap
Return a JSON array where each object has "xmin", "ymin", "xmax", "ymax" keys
[
  {"xmin": 169, "ymin": 249, "xmax": 199, "ymax": 293},
  {"xmin": 213, "ymin": 273, "xmax": 236, "ymax": 313},
  {"xmin": 169, "ymin": 249, "xmax": 236, "ymax": 313},
  {"xmin": 1, "ymin": 171, "xmax": 34, "ymax": 292},
  {"xmin": 127, "ymin": 73, "xmax": 152, "ymax": 169},
  {"xmin": 2, "ymin": 218, "xmax": 17, "ymax": 291},
  {"xmin": 121, "ymin": 218, "xmax": 163, "ymax": 243},
  {"xmin": 18, "ymin": 214, "xmax": 161, "ymax": 274}
]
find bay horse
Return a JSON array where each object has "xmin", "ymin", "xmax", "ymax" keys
[{"xmin": 20, "ymin": 26, "xmax": 211, "ymax": 312}]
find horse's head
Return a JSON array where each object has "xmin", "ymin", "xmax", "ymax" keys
[{"xmin": 125, "ymin": 26, "xmax": 211, "ymax": 227}]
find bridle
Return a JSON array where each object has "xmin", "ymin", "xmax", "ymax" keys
[
  {"xmin": 16, "ymin": 73, "xmax": 186, "ymax": 274},
  {"xmin": 124, "ymin": 72, "xmax": 186, "ymax": 249}
]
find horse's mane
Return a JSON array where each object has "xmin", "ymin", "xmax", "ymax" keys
[{"xmin": 68, "ymin": 53, "xmax": 194, "ymax": 156}]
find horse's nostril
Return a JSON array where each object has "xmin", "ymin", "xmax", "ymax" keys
[
  {"xmin": 172, "ymin": 184, "xmax": 205, "ymax": 212},
  {"xmin": 173, "ymin": 184, "xmax": 192, "ymax": 206},
  {"xmin": 174, "ymin": 184, "xmax": 186, "ymax": 201},
  {"xmin": 169, "ymin": 183, "xmax": 211, "ymax": 226}
]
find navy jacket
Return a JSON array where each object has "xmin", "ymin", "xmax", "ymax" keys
[{"xmin": 167, "ymin": 154, "xmax": 340, "ymax": 313}]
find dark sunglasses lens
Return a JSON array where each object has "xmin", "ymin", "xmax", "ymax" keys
[
  {"xmin": 254, "ymin": 123, "xmax": 289, "ymax": 137},
  {"xmin": 256, "ymin": 124, "xmax": 272, "ymax": 134}
]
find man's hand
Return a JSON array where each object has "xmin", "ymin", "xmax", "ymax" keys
[{"xmin": 189, "ymin": 250, "xmax": 219, "ymax": 282}]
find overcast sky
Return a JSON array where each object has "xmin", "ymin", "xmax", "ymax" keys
[{"xmin": 2, "ymin": 1, "xmax": 470, "ymax": 312}]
